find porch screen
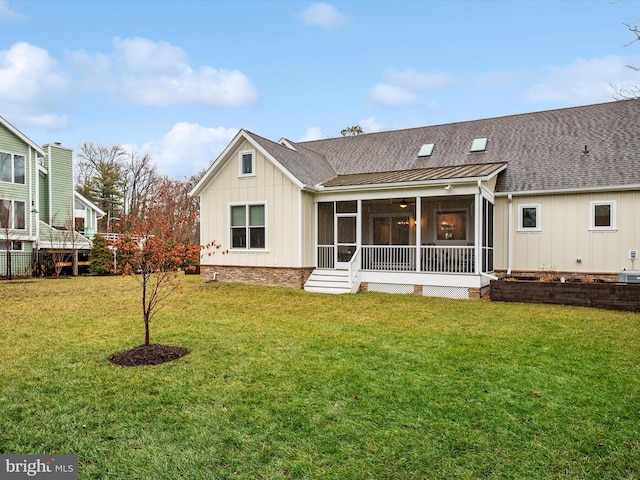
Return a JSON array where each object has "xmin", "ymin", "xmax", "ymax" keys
[
  {"xmin": 482, "ymin": 199, "xmax": 494, "ymax": 272},
  {"xmin": 317, "ymin": 202, "xmax": 334, "ymax": 245}
]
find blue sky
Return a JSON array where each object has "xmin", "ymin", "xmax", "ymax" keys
[{"xmin": 1, "ymin": 0, "xmax": 639, "ymax": 179}]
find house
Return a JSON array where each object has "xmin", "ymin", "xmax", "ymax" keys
[
  {"xmin": 0, "ymin": 116, "xmax": 105, "ymax": 278},
  {"xmin": 190, "ymin": 100, "xmax": 640, "ymax": 298}
]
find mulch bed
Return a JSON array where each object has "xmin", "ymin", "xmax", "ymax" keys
[{"xmin": 109, "ymin": 343, "xmax": 190, "ymax": 367}]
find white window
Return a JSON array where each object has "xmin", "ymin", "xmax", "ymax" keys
[
  {"xmin": 230, "ymin": 203, "xmax": 266, "ymax": 249},
  {"xmin": 0, "ymin": 199, "xmax": 25, "ymax": 230},
  {"xmin": 0, "ymin": 240, "xmax": 23, "ymax": 251},
  {"xmin": 590, "ymin": 201, "xmax": 616, "ymax": 230},
  {"xmin": 518, "ymin": 204, "xmax": 541, "ymax": 231},
  {"xmin": 0, "ymin": 152, "xmax": 25, "ymax": 184},
  {"xmin": 238, "ymin": 150, "xmax": 255, "ymax": 177}
]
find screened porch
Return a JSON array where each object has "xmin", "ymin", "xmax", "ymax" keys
[{"xmin": 316, "ymin": 195, "xmax": 494, "ymax": 275}]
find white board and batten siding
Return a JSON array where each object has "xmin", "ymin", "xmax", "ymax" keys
[
  {"xmin": 200, "ymin": 139, "xmax": 311, "ymax": 269},
  {"xmin": 494, "ymin": 190, "xmax": 640, "ymax": 274}
]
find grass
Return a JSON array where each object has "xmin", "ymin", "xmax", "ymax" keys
[{"xmin": 0, "ymin": 275, "xmax": 639, "ymax": 479}]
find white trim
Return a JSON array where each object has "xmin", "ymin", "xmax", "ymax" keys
[
  {"xmin": 589, "ymin": 200, "xmax": 617, "ymax": 231},
  {"xmin": 507, "ymin": 194, "xmax": 513, "ymax": 276},
  {"xmin": 496, "ymin": 183, "xmax": 640, "ymax": 197},
  {"xmin": 74, "ymin": 191, "xmax": 106, "ymax": 217},
  {"xmin": 517, "ymin": 203, "xmax": 541, "ymax": 232},
  {"xmin": 190, "ymin": 130, "xmax": 306, "ymax": 197},
  {"xmin": 297, "ymin": 189, "xmax": 303, "ymax": 267},
  {"xmin": 0, "ymin": 116, "xmax": 46, "ymax": 156},
  {"xmin": 228, "ymin": 201, "xmax": 268, "ymax": 251},
  {"xmin": 238, "ymin": 149, "xmax": 256, "ymax": 178}
]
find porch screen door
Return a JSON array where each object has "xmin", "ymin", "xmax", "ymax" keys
[{"xmin": 335, "ymin": 201, "xmax": 357, "ymax": 269}]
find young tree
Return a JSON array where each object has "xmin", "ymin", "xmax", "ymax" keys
[
  {"xmin": 151, "ymin": 175, "xmax": 201, "ymax": 245},
  {"xmin": 113, "ymin": 205, "xmax": 199, "ymax": 346}
]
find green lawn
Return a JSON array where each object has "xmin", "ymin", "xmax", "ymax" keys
[{"xmin": 1, "ymin": 275, "xmax": 639, "ymax": 479}]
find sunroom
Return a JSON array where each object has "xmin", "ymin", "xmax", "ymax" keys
[{"xmin": 305, "ymin": 162, "xmax": 506, "ymax": 298}]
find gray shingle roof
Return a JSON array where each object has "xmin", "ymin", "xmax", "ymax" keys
[
  {"xmin": 244, "ymin": 130, "xmax": 336, "ymax": 186},
  {"xmin": 283, "ymin": 100, "xmax": 640, "ymax": 193}
]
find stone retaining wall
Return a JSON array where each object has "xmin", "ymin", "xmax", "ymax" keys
[{"xmin": 490, "ymin": 280, "xmax": 640, "ymax": 312}]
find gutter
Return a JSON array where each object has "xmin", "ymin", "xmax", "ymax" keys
[{"xmin": 495, "ymin": 183, "xmax": 640, "ymax": 197}]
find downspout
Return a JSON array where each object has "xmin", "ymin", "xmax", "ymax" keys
[
  {"xmin": 475, "ymin": 181, "xmax": 482, "ymax": 275},
  {"xmin": 507, "ymin": 194, "xmax": 513, "ymax": 276},
  {"xmin": 298, "ymin": 189, "xmax": 303, "ymax": 268}
]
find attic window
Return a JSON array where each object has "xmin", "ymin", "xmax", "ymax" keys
[
  {"xmin": 418, "ymin": 143, "xmax": 435, "ymax": 157},
  {"xmin": 470, "ymin": 137, "xmax": 488, "ymax": 152},
  {"xmin": 238, "ymin": 150, "xmax": 255, "ymax": 177}
]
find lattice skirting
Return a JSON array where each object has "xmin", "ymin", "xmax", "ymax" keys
[
  {"xmin": 366, "ymin": 283, "xmax": 415, "ymax": 295},
  {"xmin": 422, "ymin": 285, "xmax": 470, "ymax": 300}
]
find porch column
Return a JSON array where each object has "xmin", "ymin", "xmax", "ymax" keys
[
  {"xmin": 475, "ymin": 190, "xmax": 482, "ymax": 274},
  {"xmin": 415, "ymin": 196, "xmax": 421, "ymax": 272}
]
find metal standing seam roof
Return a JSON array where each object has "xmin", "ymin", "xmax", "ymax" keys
[{"xmin": 322, "ymin": 162, "xmax": 507, "ymax": 188}]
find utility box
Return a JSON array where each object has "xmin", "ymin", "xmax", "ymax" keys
[{"xmin": 618, "ymin": 270, "xmax": 640, "ymax": 283}]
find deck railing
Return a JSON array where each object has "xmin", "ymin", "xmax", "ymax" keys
[
  {"xmin": 317, "ymin": 245, "xmax": 334, "ymax": 269},
  {"xmin": 420, "ymin": 245, "xmax": 475, "ymax": 274},
  {"xmin": 317, "ymin": 245, "xmax": 476, "ymax": 274},
  {"xmin": 361, "ymin": 246, "xmax": 416, "ymax": 271}
]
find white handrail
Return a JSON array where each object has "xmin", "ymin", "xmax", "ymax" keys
[{"xmin": 348, "ymin": 247, "xmax": 361, "ymax": 284}]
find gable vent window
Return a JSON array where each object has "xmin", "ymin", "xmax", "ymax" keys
[
  {"xmin": 418, "ymin": 143, "xmax": 435, "ymax": 157},
  {"xmin": 470, "ymin": 137, "xmax": 488, "ymax": 152}
]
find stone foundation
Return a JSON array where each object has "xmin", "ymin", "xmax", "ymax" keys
[{"xmin": 201, "ymin": 265, "xmax": 314, "ymax": 289}]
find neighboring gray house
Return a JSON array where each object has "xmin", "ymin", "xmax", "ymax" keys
[{"xmin": 191, "ymin": 100, "xmax": 640, "ymax": 298}]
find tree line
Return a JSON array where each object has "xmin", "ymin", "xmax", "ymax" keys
[{"xmin": 75, "ymin": 142, "xmax": 205, "ymax": 245}]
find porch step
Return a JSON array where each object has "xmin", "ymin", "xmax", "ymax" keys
[{"xmin": 304, "ymin": 269, "xmax": 353, "ymax": 294}]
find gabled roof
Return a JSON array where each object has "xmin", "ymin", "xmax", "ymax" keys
[
  {"xmin": 74, "ymin": 191, "xmax": 106, "ymax": 218},
  {"xmin": 38, "ymin": 221, "xmax": 93, "ymax": 250},
  {"xmin": 192, "ymin": 100, "xmax": 640, "ymax": 196},
  {"xmin": 244, "ymin": 131, "xmax": 336, "ymax": 186},
  {"xmin": 0, "ymin": 116, "xmax": 47, "ymax": 157},
  {"xmin": 190, "ymin": 129, "xmax": 336, "ymax": 196}
]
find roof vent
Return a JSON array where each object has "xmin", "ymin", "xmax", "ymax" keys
[
  {"xmin": 470, "ymin": 137, "xmax": 488, "ymax": 152},
  {"xmin": 418, "ymin": 143, "xmax": 435, "ymax": 157}
]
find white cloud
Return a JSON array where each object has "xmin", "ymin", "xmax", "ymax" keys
[
  {"xmin": 368, "ymin": 68, "xmax": 454, "ymax": 108},
  {"xmin": 368, "ymin": 83, "xmax": 424, "ymax": 107},
  {"xmin": 359, "ymin": 116, "xmax": 383, "ymax": 133},
  {"xmin": 0, "ymin": 42, "xmax": 70, "ymax": 128},
  {"xmin": 142, "ymin": 122, "xmax": 238, "ymax": 179},
  {"xmin": 0, "ymin": 1, "xmax": 25, "ymax": 22},
  {"xmin": 301, "ymin": 2, "xmax": 346, "ymax": 30},
  {"xmin": 522, "ymin": 55, "xmax": 636, "ymax": 104},
  {"xmin": 298, "ymin": 127, "xmax": 325, "ymax": 141},
  {"xmin": 69, "ymin": 37, "xmax": 259, "ymax": 107}
]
